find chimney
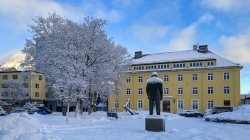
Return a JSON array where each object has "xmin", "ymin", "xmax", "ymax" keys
[
  {"xmin": 193, "ymin": 45, "xmax": 197, "ymax": 51},
  {"xmin": 134, "ymin": 51, "xmax": 142, "ymax": 59},
  {"xmin": 198, "ymin": 45, "xmax": 208, "ymax": 53}
]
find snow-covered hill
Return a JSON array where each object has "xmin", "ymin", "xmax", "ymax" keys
[{"xmin": 1, "ymin": 52, "xmax": 25, "ymax": 70}]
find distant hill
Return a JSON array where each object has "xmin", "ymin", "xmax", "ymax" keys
[{"xmin": 1, "ymin": 52, "xmax": 25, "ymax": 70}]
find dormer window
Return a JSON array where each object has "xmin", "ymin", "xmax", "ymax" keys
[
  {"xmin": 190, "ymin": 62, "xmax": 202, "ymax": 67},
  {"xmin": 207, "ymin": 61, "xmax": 214, "ymax": 66},
  {"xmin": 173, "ymin": 63, "xmax": 185, "ymax": 68}
]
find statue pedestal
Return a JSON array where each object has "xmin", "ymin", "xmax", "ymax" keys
[{"xmin": 145, "ymin": 115, "xmax": 165, "ymax": 132}]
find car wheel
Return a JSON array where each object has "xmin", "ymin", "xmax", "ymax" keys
[{"xmin": 197, "ymin": 115, "xmax": 201, "ymax": 118}]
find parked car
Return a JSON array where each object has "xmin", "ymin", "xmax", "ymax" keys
[
  {"xmin": 0, "ymin": 106, "xmax": 7, "ymax": 116},
  {"xmin": 11, "ymin": 109, "xmax": 27, "ymax": 113},
  {"xmin": 37, "ymin": 107, "xmax": 52, "ymax": 114},
  {"xmin": 179, "ymin": 110, "xmax": 204, "ymax": 117},
  {"xmin": 28, "ymin": 109, "xmax": 47, "ymax": 115}
]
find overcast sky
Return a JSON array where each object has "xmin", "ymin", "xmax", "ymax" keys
[{"xmin": 0, "ymin": 0, "xmax": 250, "ymax": 93}]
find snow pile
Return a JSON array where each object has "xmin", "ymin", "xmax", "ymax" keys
[
  {"xmin": 0, "ymin": 112, "xmax": 53, "ymax": 140},
  {"xmin": 205, "ymin": 105, "xmax": 250, "ymax": 122}
]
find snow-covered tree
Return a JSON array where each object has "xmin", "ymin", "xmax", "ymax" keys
[
  {"xmin": 2, "ymin": 80, "xmax": 28, "ymax": 107},
  {"xmin": 21, "ymin": 12, "xmax": 131, "ymax": 117}
]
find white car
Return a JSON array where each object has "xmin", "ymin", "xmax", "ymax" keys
[
  {"xmin": 179, "ymin": 110, "xmax": 204, "ymax": 117},
  {"xmin": 0, "ymin": 106, "xmax": 7, "ymax": 116}
]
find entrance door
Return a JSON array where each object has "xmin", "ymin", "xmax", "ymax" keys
[{"xmin": 163, "ymin": 100, "xmax": 171, "ymax": 113}]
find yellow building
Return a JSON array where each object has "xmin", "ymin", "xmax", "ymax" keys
[
  {"xmin": 108, "ymin": 45, "xmax": 243, "ymax": 114},
  {"xmin": 0, "ymin": 68, "xmax": 47, "ymax": 106}
]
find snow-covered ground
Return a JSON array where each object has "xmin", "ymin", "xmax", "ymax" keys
[{"xmin": 1, "ymin": 106, "xmax": 250, "ymax": 140}]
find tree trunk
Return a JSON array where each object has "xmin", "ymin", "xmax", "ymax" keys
[
  {"xmin": 93, "ymin": 92, "xmax": 97, "ymax": 112},
  {"xmin": 66, "ymin": 102, "xmax": 70, "ymax": 123},
  {"xmin": 61, "ymin": 100, "xmax": 66, "ymax": 116},
  {"xmin": 80, "ymin": 98, "xmax": 84, "ymax": 115},
  {"xmin": 88, "ymin": 96, "xmax": 92, "ymax": 115},
  {"xmin": 75, "ymin": 98, "xmax": 80, "ymax": 118}
]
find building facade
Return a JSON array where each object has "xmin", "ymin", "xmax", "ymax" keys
[
  {"xmin": 0, "ymin": 68, "xmax": 47, "ymax": 106},
  {"xmin": 108, "ymin": 45, "xmax": 243, "ymax": 114}
]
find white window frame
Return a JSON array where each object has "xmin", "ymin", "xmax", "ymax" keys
[
  {"xmin": 35, "ymin": 92, "xmax": 39, "ymax": 97},
  {"xmin": 177, "ymin": 74, "xmax": 183, "ymax": 82},
  {"xmin": 126, "ymin": 88, "xmax": 130, "ymax": 95},
  {"xmin": 192, "ymin": 87, "xmax": 198, "ymax": 95},
  {"xmin": 208, "ymin": 100, "xmax": 214, "ymax": 109},
  {"xmin": 224, "ymin": 86, "xmax": 230, "ymax": 94},
  {"xmin": 115, "ymin": 100, "xmax": 119, "ymax": 108},
  {"xmin": 192, "ymin": 74, "xmax": 198, "ymax": 81},
  {"xmin": 177, "ymin": 100, "xmax": 184, "ymax": 109},
  {"xmin": 138, "ymin": 88, "xmax": 143, "ymax": 95},
  {"xmin": 126, "ymin": 76, "xmax": 130, "ymax": 83},
  {"xmin": 192, "ymin": 100, "xmax": 199, "ymax": 110},
  {"xmin": 178, "ymin": 88, "xmax": 183, "ymax": 95},
  {"xmin": 164, "ymin": 88, "xmax": 169, "ymax": 95},
  {"xmin": 207, "ymin": 61, "xmax": 214, "ymax": 66},
  {"xmin": 208, "ymin": 87, "xmax": 213, "ymax": 94},
  {"xmin": 138, "ymin": 76, "xmax": 143, "ymax": 83},
  {"xmin": 224, "ymin": 72, "xmax": 230, "ymax": 80},
  {"xmin": 207, "ymin": 73, "xmax": 213, "ymax": 81},
  {"xmin": 164, "ymin": 75, "xmax": 169, "ymax": 82},
  {"xmin": 137, "ymin": 100, "xmax": 144, "ymax": 110}
]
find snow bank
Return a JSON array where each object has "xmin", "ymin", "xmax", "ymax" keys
[
  {"xmin": 205, "ymin": 105, "xmax": 250, "ymax": 122},
  {"xmin": 0, "ymin": 112, "xmax": 40, "ymax": 139}
]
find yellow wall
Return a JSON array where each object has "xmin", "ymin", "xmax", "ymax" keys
[
  {"xmin": 108, "ymin": 62, "xmax": 241, "ymax": 114},
  {"xmin": 0, "ymin": 71, "xmax": 47, "ymax": 102}
]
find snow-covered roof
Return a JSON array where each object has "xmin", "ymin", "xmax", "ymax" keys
[{"xmin": 131, "ymin": 50, "xmax": 243, "ymax": 69}]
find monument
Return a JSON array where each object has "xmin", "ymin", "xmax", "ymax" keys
[{"xmin": 145, "ymin": 72, "xmax": 165, "ymax": 132}]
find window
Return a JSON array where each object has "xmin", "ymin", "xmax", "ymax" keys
[
  {"xmin": 12, "ymin": 75, "xmax": 18, "ymax": 79},
  {"xmin": 224, "ymin": 100, "xmax": 230, "ymax": 106},
  {"xmin": 192, "ymin": 87, "xmax": 198, "ymax": 95},
  {"xmin": 158, "ymin": 64, "xmax": 169, "ymax": 69},
  {"xmin": 23, "ymin": 83, "xmax": 29, "ymax": 88},
  {"xmin": 126, "ymin": 88, "xmax": 131, "ymax": 95},
  {"xmin": 35, "ymin": 92, "xmax": 39, "ymax": 97},
  {"xmin": 177, "ymin": 100, "xmax": 184, "ymax": 109},
  {"xmin": 207, "ymin": 61, "xmax": 214, "ymax": 66},
  {"xmin": 126, "ymin": 100, "xmax": 131, "ymax": 108},
  {"xmin": 134, "ymin": 66, "xmax": 144, "ymax": 70},
  {"xmin": 192, "ymin": 100, "xmax": 198, "ymax": 110},
  {"xmin": 224, "ymin": 72, "xmax": 230, "ymax": 80},
  {"xmin": 178, "ymin": 88, "xmax": 183, "ymax": 95},
  {"xmin": 35, "ymin": 84, "xmax": 39, "ymax": 88},
  {"xmin": 138, "ymin": 88, "xmax": 143, "ymax": 95},
  {"xmin": 126, "ymin": 77, "xmax": 130, "ymax": 83},
  {"xmin": 208, "ymin": 87, "xmax": 213, "ymax": 94},
  {"xmin": 224, "ymin": 86, "xmax": 230, "ymax": 94},
  {"xmin": 39, "ymin": 76, "xmax": 42, "ymax": 80},
  {"xmin": 138, "ymin": 76, "xmax": 142, "ymax": 83},
  {"xmin": 207, "ymin": 73, "xmax": 213, "ymax": 81},
  {"xmin": 190, "ymin": 62, "xmax": 202, "ymax": 67},
  {"xmin": 208, "ymin": 100, "xmax": 214, "ymax": 109},
  {"xmin": 178, "ymin": 74, "xmax": 183, "ymax": 82},
  {"xmin": 164, "ymin": 88, "xmax": 169, "ymax": 95},
  {"xmin": 174, "ymin": 63, "xmax": 186, "ymax": 68},
  {"xmin": 138, "ymin": 100, "xmax": 143, "ymax": 109},
  {"xmin": 1, "ymin": 84, "xmax": 7, "ymax": 88},
  {"xmin": 115, "ymin": 100, "xmax": 119, "ymax": 108},
  {"xmin": 2, "ymin": 75, "xmax": 8, "ymax": 80},
  {"xmin": 146, "ymin": 65, "xmax": 156, "ymax": 70},
  {"xmin": 164, "ymin": 75, "xmax": 169, "ymax": 82},
  {"xmin": 192, "ymin": 74, "xmax": 198, "ymax": 81},
  {"xmin": 1, "ymin": 92, "xmax": 8, "ymax": 97}
]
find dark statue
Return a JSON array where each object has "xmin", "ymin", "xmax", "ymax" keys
[{"xmin": 146, "ymin": 72, "xmax": 163, "ymax": 115}]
